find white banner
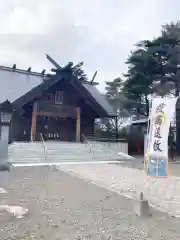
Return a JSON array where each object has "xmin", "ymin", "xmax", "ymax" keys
[{"xmin": 148, "ymin": 97, "xmax": 178, "ymax": 157}]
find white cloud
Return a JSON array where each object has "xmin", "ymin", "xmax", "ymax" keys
[{"xmin": 0, "ymin": 0, "xmax": 179, "ymax": 90}]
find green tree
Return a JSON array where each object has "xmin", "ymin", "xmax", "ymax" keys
[
  {"xmin": 123, "ymin": 21, "xmax": 180, "ymax": 117},
  {"xmin": 123, "ymin": 43, "xmax": 154, "ymax": 117},
  {"xmin": 138, "ymin": 22, "xmax": 180, "ymax": 96},
  {"xmin": 105, "ymin": 77, "xmax": 135, "ymax": 116},
  {"xmin": 94, "ymin": 78, "xmax": 134, "ymax": 138},
  {"xmin": 160, "ymin": 22, "xmax": 180, "ymax": 96}
]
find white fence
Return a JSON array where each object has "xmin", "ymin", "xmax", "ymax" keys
[{"xmin": 107, "ymin": 142, "xmax": 128, "ymax": 154}]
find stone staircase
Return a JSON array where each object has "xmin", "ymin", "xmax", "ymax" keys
[
  {"xmin": 8, "ymin": 142, "xmax": 45, "ymax": 163},
  {"xmin": 8, "ymin": 141, "xmax": 133, "ymax": 164}
]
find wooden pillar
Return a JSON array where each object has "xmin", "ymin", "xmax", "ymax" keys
[
  {"xmin": 31, "ymin": 102, "xmax": 38, "ymax": 142},
  {"xmin": 76, "ymin": 107, "xmax": 81, "ymax": 142}
]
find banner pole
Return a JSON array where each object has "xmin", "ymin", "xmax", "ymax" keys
[
  {"xmin": 144, "ymin": 98, "xmax": 153, "ymax": 171},
  {"xmin": 156, "ymin": 156, "xmax": 158, "ymax": 177}
]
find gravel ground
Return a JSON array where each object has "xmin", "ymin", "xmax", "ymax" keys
[{"xmin": 0, "ymin": 167, "xmax": 180, "ymax": 240}]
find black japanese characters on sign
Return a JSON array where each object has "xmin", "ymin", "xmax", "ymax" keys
[
  {"xmin": 153, "ymin": 139, "xmax": 162, "ymax": 152},
  {"xmin": 154, "ymin": 126, "xmax": 162, "ymax": 138},
  {"xmin": 156, "ymin": 103, "xmax": 165, "ymax": 113},
  {"xmin": 152, "ymin": 102, "xmax": 166, "ymax": 152},
  {"xmin": 154, "ymin": 115, "xmax": 162, "ymax": 125}
]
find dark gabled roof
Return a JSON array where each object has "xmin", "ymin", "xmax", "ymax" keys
[
  {"xmin": 13, "ymin": 76, "xmax": 60, "ymax": 110},
  {"xmin": 72, "ymin": 79, "xmax": 116, "ymax": 116},
  {"xmin": 0, "ymin": 63, "xmax": 116, "ymax": 117},
  {"xmin": 82, "ymin": 83, "xmax": 115, "ymax": 116}
]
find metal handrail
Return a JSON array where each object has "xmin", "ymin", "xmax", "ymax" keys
[
  {"xmin": 82, "ymin": 134, "xmax": 94, "ymax": 156},
  {"xmin": 40, "ymin": 133, "xmax": 47, "ymax": 160},
  {"xmin": 85, "ymin": 135, "xmax": 128, "ymax": 142}
]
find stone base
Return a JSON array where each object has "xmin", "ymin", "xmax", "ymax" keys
[
  {"xmin": 0, "ymin": 163, "xmax": 11, "ymax": 172},
  {"xmin": 134, "ymin": 192, "xmax": 151, "ymax": 217}
]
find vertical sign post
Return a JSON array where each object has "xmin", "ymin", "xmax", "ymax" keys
[
  {"xmin": 0, "ymin": 100, "xmax": 13, "ymax": 171},
  {"xmin": 145, "ymin": 97, "xmax": 178, "ymax": 177}
]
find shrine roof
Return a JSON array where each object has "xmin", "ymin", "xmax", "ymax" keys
[
  {"xmin": 82, "ymin": 83, "xmax": 115, "ymax": 116},
  {"xmin": 0, "ymin": 63, "xmax": 116, "ymax": 117}
]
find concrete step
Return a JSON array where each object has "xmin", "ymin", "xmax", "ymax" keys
[
  {"xmin": 8, "ymin": 151, "xmax": 44, "ymax": 156},
  {"xmin": 9, "ymin": 155, "xmax": 44, "ymax": 159},
  {"xmin": 8, "ymin": 149, "xmax": 44, "ymax": 152},
  {"xmin": 8, "ymin": 141, "xmax": 131, "ymax": 164},
  {"xmin": 9, "ymin": 160, "xmax": 46, "ymax": 164},
  {"xmin": 8, "ymin": 148, "xmax": 42, "ymax": 151},
  {"xmin": 49, "ymin": 152, "xmax": 117, "ymax": 155},
  {"xmin": 9, "ymin": 149, "xmax": 43, "ymax": 153},
  {"xmin": 47, "ymin": 155, "xmax": 122, "ymax": 161},
  {"xmin": 47, "ymin": 152, "xmax": 90, "ymax": 156},
  {"xmin": 8, "ymin": 150, "xmax": 44, "ymax": 154},
  {"xmin": 9, "ymin": 144, "xmax": 43, "ymax": 148},
  {"xmin": 46, "ymin": 147, "xmax": 87, "ymax": 151},
  {"xmin": 9, "ymin": 158, "xmax": 45, "ymax": 163},
  {"xmin": 9, "ymin": 158, "xmax": 122, "ymax": 164}
]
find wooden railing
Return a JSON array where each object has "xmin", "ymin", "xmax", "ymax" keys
[{"xmin": 36, "ymin": 102, "xmax": 76, "ymax": 118}]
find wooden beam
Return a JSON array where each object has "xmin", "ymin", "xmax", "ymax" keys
[
  {"xmin": 46, "ymin": 54, "xmax": 62, "ymax": 69},
  {"xmin": 31, "ymin": 102, "xmax": 38, "ymax": 142},
  {"xmin": 76, "ymin": 107, "xmax": 81, "ymax": 142}
]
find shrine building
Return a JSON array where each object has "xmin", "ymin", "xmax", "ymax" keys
[{"xmin": 0, "ymin": 55, "xmax": 116, "ymax": 142}]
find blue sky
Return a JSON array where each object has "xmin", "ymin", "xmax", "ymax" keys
[{"xmin": 0, "ymin": 0, "xmax": 180, "ymax": 91}]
